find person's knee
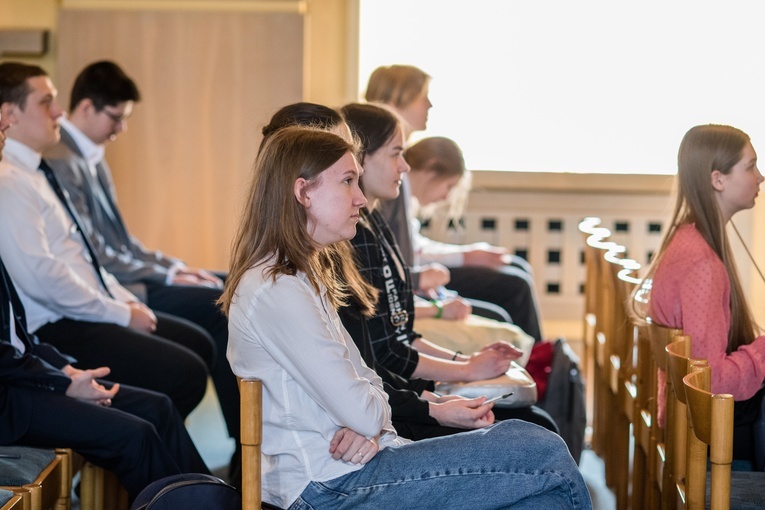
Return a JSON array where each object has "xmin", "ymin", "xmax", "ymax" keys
[
  {"xmin": 107, "ymin": 415, "xmax": 164, "ymax": 458},
  {"xmin": 185, "ymin": 364, "xmax": 209, "ymax": 404},
  {"xmin": 189, "ymin": 330, "xmax": 216, "ymax": 368},
  {"xmin": 492, "ymin": 420, "xmax": 571, "ymax": 464},
  {"xmin": 138, "ymin": 391, "xmax": 183, "ymax": 432},
  {"xmin": 167, "ymin": 352, "xmax": 209, "ymax": 412}
]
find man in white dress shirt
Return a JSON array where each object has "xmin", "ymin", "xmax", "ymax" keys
[
  {"xmin": 0, "ymin": 61, "xmax": 212, "ymax": 418},
  {"xmin": 43, "ymin": 60, "xmax": 240, "ymax": 479}
]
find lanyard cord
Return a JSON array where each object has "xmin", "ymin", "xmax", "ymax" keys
[{"xmin": 731, "ymin": 220, "xmax": 765, "ymax": 285}]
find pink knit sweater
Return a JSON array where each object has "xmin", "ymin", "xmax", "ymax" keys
[{"xmin": 650, "ymin": 223, "xmax": 765, "ymax": 403}]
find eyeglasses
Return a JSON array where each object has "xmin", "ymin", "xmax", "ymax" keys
[{"xmin": 100, "ymin": 108, "xmax": 130, "ymax": 124}]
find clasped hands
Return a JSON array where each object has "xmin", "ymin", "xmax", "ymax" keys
[
  {"xmin": 329, "ymin": 428, "xmax": 379, "ymax": 465},
  {"xmin": 63, "ymin": 365, "xmax": 119, "ymax": 406}
]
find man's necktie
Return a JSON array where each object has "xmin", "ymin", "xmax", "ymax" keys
[
  {"xmin": 38, "ymin": 159, "xmax": 114, "ymax": 298},
  {"xmin": 0, "ymin": 257, "xmax": 35, "ymax": 349},
  {"xmin": 94, "ymin": 161, "xmax": 133, "ymax": 248},
  {"xmin": 0, "ymin": 260, "xmax": 11, "ymax": 342}
]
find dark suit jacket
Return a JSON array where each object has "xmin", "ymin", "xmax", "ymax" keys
[
  {"xmin": 0, "ymin": 259, "xmax": 71, "ymax": 444},
  {"xmin": 44, "ymin": 127, "xmax": 181, "ymax": 295}
]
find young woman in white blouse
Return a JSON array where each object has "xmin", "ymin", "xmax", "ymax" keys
[{"xmin": 220, "ymin": 126, "xmax": 592, "ymax": 509}]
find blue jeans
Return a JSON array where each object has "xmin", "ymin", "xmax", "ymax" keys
[{"xmin": 290, "ymin": 420, "xmax": 592, "ymax": 510}]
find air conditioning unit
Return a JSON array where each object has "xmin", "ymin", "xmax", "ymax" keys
[{"xmin": 0, "ymin": 29, "xmax": 48, "ymax": 56}]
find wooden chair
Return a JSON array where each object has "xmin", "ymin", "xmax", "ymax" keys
[
  {"xmin": 77, "ymin": 459, "xmax": 129, "ymax": 510},
  {"xmin": 0, "ymin": 448, "xmax": 68, "ymax": 510},
  {"xmin": 580, "ymin": 217, "xmax": 644, "ymax": 509},
  {"xmin": 644, "ymin": 321, "xmax": 683, "ymax": 510},
  {"xmin": 579, "ymin": 217, "xmax": 609, "ymax": 380},
  {"xmin": 579, "ymin": 217, "xmax": 603, "ymax": 444},
  {"xmin": 0, "ymin": 490, "xmax": 23, "ymax": 510},
  {"xmin": 240, "ymin": 378, "xmax": 285, "ymax": 510},
  {"xmin": 579, "ymin": 217, "xmax": 611, "ymax": 457},
  {"xmin": 665, "ymin": 335, "xmax": 693, "ymax": 509},
  {"xmin": 240, "ymin": 378, "xmax": 263, "ymax": 510},
  {"xmin": 602, "ymin": 254, "xmax": 642, "ymax": 510},
  {"xmin": 0, "ymin": 446, "xmax": 126, "ymax": 510},
  {"xmin": 587, "ymin": 229, "xmax": 625, "ymax": 465},
  {"xmin": 683, "ymin": 364, "xmax": 765, "ymax": 510},
  {"xmin": 632, "ymin": 320, "xmax": 656, "ymax": 509}
]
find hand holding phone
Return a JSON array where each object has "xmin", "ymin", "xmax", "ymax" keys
[{"xmin": 484, "ymin": 392, "xmax": 514, "ymax": 405}]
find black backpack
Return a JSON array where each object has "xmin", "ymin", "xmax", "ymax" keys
[
  {"xmin": 538, "ymin": 338, "xmax": 587, "ymax": 464},
  {"xmin": 130, "ymin": 473, "xmax": 241, "ymax": 510}
]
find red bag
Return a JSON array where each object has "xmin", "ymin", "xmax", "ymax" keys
[{"xmin": 525, "ymin": 341, "xmax": 554, "ymax": 401}]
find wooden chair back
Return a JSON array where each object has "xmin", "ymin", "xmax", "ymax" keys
[
  {"xmin": 578, "ymin": 217, "xmax": 613, "ymax": 459},
  {"xmin": 240, "ymin": 378, "xmax": 263, "ymax": 510},
  {"xmin": 645, "ymin": 322, "xmax": 683, "ymax": 509},
  {"xmin": 603, "ymin": 252, "xmax": 642, "ymax": 509},
  {"xmin": 580, "ymin": 217, "xmax": 651, "ymax": 509},
  {"xmin": 633, "ymin": 320, "xmax": 657, "ymax": 509},
  {"xmin": 665, "ymin": 335, "xmax": 693, "ymax": 508},
  {"xmin": 683, "ymin": 363, "xmax": 733, "ymax": 510}
]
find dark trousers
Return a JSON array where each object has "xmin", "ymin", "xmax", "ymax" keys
[
  {"xmin": 15, "ymin": 383, "xmax": 209, "ymax": 499},
  {"xmin": 394, "ymin": 405, "xmax": 558, "ymax": 441},
  {"xmin": 36, "ymin": 313, "xmax": 211, "ymax": 418},
  {"xmin": 145, "ymin": 283, "xmax": 240, "ymax": 440},
  {"xmin": 447, "ymin": 264, "xmax": 543, "ymax": 342},
  {"xmin": 733, "ymin": 385, "xmax": 765, "ymax": 470}
]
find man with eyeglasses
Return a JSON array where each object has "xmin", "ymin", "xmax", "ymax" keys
[
  {"xmin": 43, "ymin": 60, "xmax": 241, "ymax": 482},
  {"xmin": 0, "ymin": 61, "xmax": 215, "ymax": 426},
  {"xmin": 0, "ymin": 104, "xmax": 210, "ymax": 497}
]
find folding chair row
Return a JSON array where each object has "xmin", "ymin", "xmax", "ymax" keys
[
  {"xmin": 579, "ymin": 216, "xmax": 643, "ymax": 510},
  {"xmin": 0, "ymin": 447, "xmax": 68, "ymax": 510},
  {"xmin": 0, "ymin": 446, "xmax": 128, "ymax": 510},
  {"xmin": 582, "ymin": 217, "xmax": 765, "ymax": 510}
]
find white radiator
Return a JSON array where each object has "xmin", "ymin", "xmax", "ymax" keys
[{"xmin": 420, "ymin": 172, "xmax": 675, "ymax": 324}]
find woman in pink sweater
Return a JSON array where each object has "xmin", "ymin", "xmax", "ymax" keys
[{"xmin": 639, "ymin": 124, "xmax": 765, "ymax": 469}]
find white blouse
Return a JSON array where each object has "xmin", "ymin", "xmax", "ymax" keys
[{"xmin": 227, "ymin": 262, "xmax": 407, "ymax": 508}]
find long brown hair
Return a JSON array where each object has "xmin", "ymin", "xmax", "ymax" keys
[
  {"xmin": 635, "ymin": 124, "xmax": 756, "ymax": 353},
  {"xmin": 219, "ymin": 126, "xmax": 376, "ymax": 316}
]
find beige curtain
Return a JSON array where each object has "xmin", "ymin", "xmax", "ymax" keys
[{"xmin": 57, "ymin": 6, "xmax": 304, "ymax": 271}]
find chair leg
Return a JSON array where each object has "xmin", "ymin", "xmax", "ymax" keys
[
  {"xmin": 631, "ymin": 442, "xmax": 646, "ymax": 510},
  {"xmin": 80, "ymin": 462, "xmax": 105, "ymax": 510},
  {"xmin": 614, "ymin": 411, "xmax": 631, "ymax": 509},
  {"xmin": 55, "ymin": 449, "xmax": 72, "ymax": 510},
  {"xmin": 102, "ymin": 471, "xmax": 128, "ymax": 510}
]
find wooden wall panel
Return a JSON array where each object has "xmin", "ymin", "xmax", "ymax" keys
[{"xmin": 57, "ymin": 8, "xmax": 303, "ymax": 270}]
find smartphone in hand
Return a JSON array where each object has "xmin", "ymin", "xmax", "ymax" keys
[{"xmin": 484, "ymin": 392, "xmax": 514, "ymax": 405}]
